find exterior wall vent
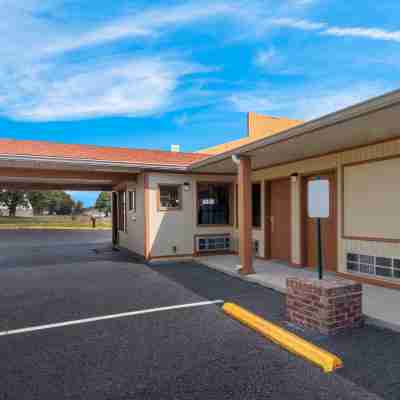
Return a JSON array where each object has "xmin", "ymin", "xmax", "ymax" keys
[
  {"xmin": 196, "ymin": 234, "xmax": 231, "ymax": 253},
  {"xmin": 346, "ymin": 252, "xmax": 400, "ymax": 280}
]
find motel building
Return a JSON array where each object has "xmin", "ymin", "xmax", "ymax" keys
[{"xmin": 1, "ymin": 89, "xmax": 400, "ymax": 304}]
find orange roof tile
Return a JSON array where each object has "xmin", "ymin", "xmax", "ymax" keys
[{"xmin": 0, "ymin": 138, "xmax": 209, "ymax": 167}]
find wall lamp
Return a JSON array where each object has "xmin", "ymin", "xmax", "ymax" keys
[
  {"xmin": 291, "ymin": 173, "xmax": 299, "ymax": 183},
  {"xmin": 231, "ymin": 154, "xmax": 240, "ymax": 165},
  {"xmin": 183, "ymin": 182, "xmax": 191, "ymax": 191}
]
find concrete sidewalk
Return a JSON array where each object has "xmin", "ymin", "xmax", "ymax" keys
[{"xmin": 198, "ymin": 255, "xmax": 400, "ymax": 333}]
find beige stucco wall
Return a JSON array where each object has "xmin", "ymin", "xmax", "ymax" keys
[
  {"xmin": 147, "ymin": 173, "xmax": 236, "ymax": 258},
  {"xmin": 117, "ymin": 137, "xmax": 400, "ymax": 282},
  {"xmin": 252, "ymin": 137, "xmax": 400, "ymax": 275},
  {"xmin": 118, "ymin": 174, "xmax": 145, "ymax": 256}
]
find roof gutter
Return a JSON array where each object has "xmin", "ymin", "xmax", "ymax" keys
[
  {"xmin": 0, "ymin": 154, "xmax": 190, "ymax": 172},
  {"xmin": 190, "ymin": 87, "xmax": 400, "ymax": 170}
]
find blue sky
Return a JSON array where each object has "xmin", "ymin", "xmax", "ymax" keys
[{"xmin": 2, "ymin": 0, "xmax": 400, "ymax": 205}]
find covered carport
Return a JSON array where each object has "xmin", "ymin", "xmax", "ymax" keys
[
  {"xmin": 0, "ymin": 164, "xmax": 137, "ymax": 248},
  {"xmin": 0, "ymin": 138, "xmax": 200, "ymax": 249}
]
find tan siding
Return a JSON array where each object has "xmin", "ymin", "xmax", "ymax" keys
[
  {"xmin": 252, "ymin": 137, "xmax": 400, "ymax": 278},
  {"xmin": 343, "ymin": 157, "xmax": 400, "ymax": 240}
]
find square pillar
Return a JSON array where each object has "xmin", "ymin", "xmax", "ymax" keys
[
  {"xmin": 287, "ymin": 277, "xmax": 363, "ymax": 335},
  {"xmin": 111, "ymin": 191, "xmax": 119, "ymax": 248},
  {"xmin": 238, "ymin": 156, "xmax": 254, "ymax": 274}
]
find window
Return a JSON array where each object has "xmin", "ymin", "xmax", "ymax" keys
[
  {"xmin": 118, "ymin": 191, "xmax": 126, "ymax": 232},
  {"xmin": 128, "ymin": 190, "xmax": 136, "ymax": 212},
  {"xmin": 197, "ymin": 182, "xmax": 231, "ymax": 225},
  {"xmin": 158, "ymin": 185, "xmax": 181, "ymax": 210},
  {"xmin": 252, "ymin": 183, "xmax": 261, "ymax": 228}
]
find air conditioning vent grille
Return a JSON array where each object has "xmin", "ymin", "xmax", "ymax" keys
[
  {"xmin": 347, "ymin": 252, "xmax": 400, "ymax": 280},
  {"xmin": 197, "ymin": 235, "xmax": 231, "ymax": 253}
]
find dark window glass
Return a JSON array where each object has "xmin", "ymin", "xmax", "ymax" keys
[
  {"xmin": 376, "ymin": 257, "xmax": 392, "ymax": 267},
  {"xmin": 347, "ymin": 262, "xmax": 359, "ymax": 272},
  {"xmin": 360, "ymin": 264, "xmax": 374, "ymax": 274},
  {"xmin": 376, "ymin": 267, "xmax": 393, "ymax": 278},
  {"xmin": 394, "ymin": 259, "xmax": 400, "ymax": 270},
  {"xmin": 360, "ymin": 254, "xmax": 374, "ymax": 265},
  {"xmin": 197, "ymin": 183, "xmax": 231, "ymax": 225},
  {"xmin": 394, "ymin": 270, "xmax": 400, "ymax": 279},
  {"xmin": 159, "ymin": 186, "xmax": 180, "ymax": 209},
  {"xmin": 128, "ymin": 190, "xmax": 136, "ymax": 212},
  {"xmin": 347, "ymin": 253, "xmax": 359, "ymax": 262},
  {"xmin": 252, "ymin": 183, "xmax": 261, "ymax": 228}
]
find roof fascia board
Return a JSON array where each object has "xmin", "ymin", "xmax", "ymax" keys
[
  {"xmin": 0, "ymin": 154, "xmax": 190, "ymax": 172},
  {"xmin": 190, "ymin": 88, "xmax": 400, "ymax": 170}
]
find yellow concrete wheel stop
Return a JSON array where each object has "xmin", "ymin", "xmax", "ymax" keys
[{"xmin": 222, "ymin": 302, "xmax": 343, "ymax": 373}]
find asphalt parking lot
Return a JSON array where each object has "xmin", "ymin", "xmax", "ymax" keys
[{"xmin": 0, "ymin": 230, "xmax": 398, "ymax": 399}]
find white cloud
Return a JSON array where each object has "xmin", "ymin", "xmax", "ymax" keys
[
  {"xmin": 0, "ymin": 0, "xmax": 398, "ymax": 123},
  {"xmin": 270, "ymin": 17, "xmax": 326, "ymax": 31},
  {"xmin": 228, "ymin": 82, "xmax": 390, "ymax": 120},
  {"xmin": 253, "ymin": 47, "xmax": 302, "ymax": 75},
  {"xmin": 0, "ymin": 1, "xmax": 225, "ymax": 121},
  {"xmin": 323, "ymin": 26, "xmax": 400, "ymax": 42},
  {"xmin": 270, "ymin": 17, "xmax": 400, "ymax": 44},
  {"xmin": 46, "ymin": 2, "xmax": 241, "ymax": 54},
  {"xmin": 254, "ymin": 48, "xmax": 279, "ymax": 68},
  {"xmin": 229, "ymin": 94, "xmax": 277, "ymax": 114},
  {"xmin": 3, "ymin": 58, "xmax": 208, "ymax": 121}
]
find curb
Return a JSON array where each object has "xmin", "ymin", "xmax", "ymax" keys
[
  {"xmin": 223, "ymin": 302, "xmax": 343, "ymax": 373},
  {"xmin": 199, "ymin": 261, "xmax": 400, "ymax": 334}
]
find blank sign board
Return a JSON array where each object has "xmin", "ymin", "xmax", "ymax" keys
[{"xmin": 308, "ymin": 179, "xmax": 330, "ymax": 218}]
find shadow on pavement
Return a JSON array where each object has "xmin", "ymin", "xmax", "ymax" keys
[{"xmin": 151, "ymin": 261, "xmax": 400, "ymax": 400}]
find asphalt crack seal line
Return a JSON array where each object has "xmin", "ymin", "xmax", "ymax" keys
[
  {"xmin": 0, "ymin": 300, "xmax": 224, "ymax": 337},
  {"xmin": 223, "ymin": 302, "xmax": 343, "ymax": 373}
]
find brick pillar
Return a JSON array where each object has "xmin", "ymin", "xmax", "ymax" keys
[
  {"xmin": 286, "ymin": 277, "xmax": 363, "ymax": 335},
  {"xmin": 238, "ymin": 156, "xmax": 254, "ymax": 275}
]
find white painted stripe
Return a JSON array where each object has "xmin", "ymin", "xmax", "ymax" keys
[{"xmin": 0, "ymin": 300, "xmax": 224, "ymax": 337}]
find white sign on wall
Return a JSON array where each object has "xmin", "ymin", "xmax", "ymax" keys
[{"xmin": 308, "ymin": 179, "xmax": 330, "ymax": 218}]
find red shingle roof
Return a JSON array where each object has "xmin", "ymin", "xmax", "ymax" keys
[{"xmin": 0, "ymin": 138, "xmax": 210, "ymax": 167}]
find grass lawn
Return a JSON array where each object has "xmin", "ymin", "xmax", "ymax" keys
[{"xmin": 0, "ymin": 215, "xmax": 112, "ymax": 230}]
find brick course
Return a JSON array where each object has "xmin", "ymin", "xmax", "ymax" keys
[{"xmin": 286, "ymin": 277, "xmax": 363, "ymax": 335}]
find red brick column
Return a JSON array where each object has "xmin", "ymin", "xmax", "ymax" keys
[{"xmin": 286, "ymin": 277, "xmax": 363, "ymax": 335}]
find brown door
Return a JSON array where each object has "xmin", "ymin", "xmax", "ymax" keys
[
  {"xmin": 267, "ymin": 178, "xmax": 291, "ymax": 263},
  {"xmin": 303, "ymin": 172, "xmax": 337, "ymax": 271}
]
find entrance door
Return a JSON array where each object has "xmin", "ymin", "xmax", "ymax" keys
[
  {"xmin": 267, "ymin": 178, "xmax": 291, "ymax": 263},
  {"xmin": 303, "ymin": 172, "xmax": 337, "ymax": 271}
]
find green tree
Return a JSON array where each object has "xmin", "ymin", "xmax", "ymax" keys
[
  {"xmin": 74, "ymin": 200, "xmax": 84, "ymax": 215},
  {"xmin": 47, "ymin": 191, "xmax": 74, "ymax": 215},
  {"xmin": 0, "ymin": 190, "xmax": 28, "ymax": 217},
  {"xmin": 27, "ymin": 192, "xmax": 51, "ymax": 216},
  {"xmin": 95, "ymin": 192, "xmax": 111, "ymax": 216}
]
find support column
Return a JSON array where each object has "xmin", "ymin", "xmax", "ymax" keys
[
  {"xmin": 238, "ymin": 155, "xmax": 254, "ymax": 274},
  {"xmin": 112, "ymin": 192, "xmax": 119, "ymax": 249}
]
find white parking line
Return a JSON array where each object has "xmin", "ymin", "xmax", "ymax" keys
[{"xmin": 0, "ymin": 300, "xmax": 224, "ymax": 337}]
